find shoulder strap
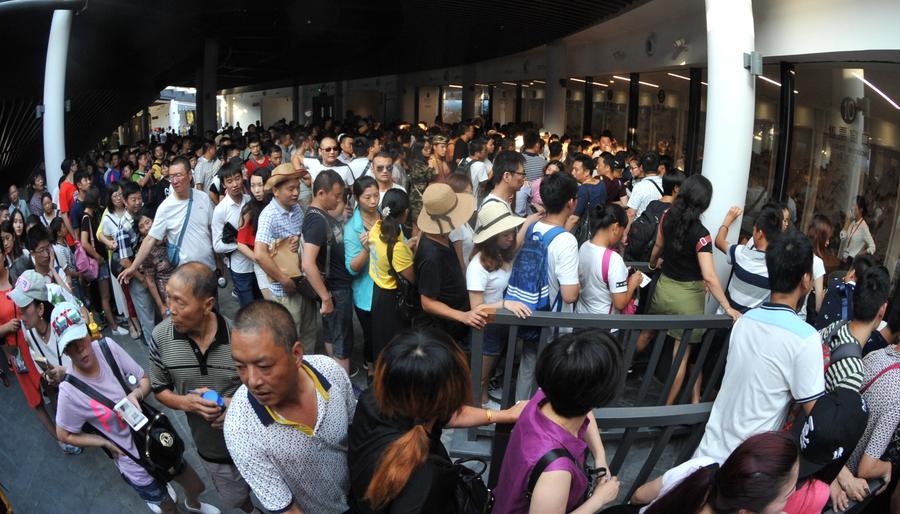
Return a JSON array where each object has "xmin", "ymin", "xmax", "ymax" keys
[
  {"xmin": 526, "ymin": 448, "xmax": 579, "ymax": 498},
  {"xmin": 649, "ymin": 178, "xmax": 663, "ymax": 195},
  {"xmin": 541, "ymin": 226, "xmax": 566, "ymax": 248},
  {"xmin": 174, "ymin": 194, "xmax": 193, "ymax": 256},
  {"xmin": 861, "ymin": 363, "xmax": 900, "ymax": 393},
  {"xmin": 99, "ymin": 338, "xmax": 133, "ymax": 395},
  {"xmin": 64, "ymin": 373, "xmax": 117, "ymax": 410},
  {"xmin": 310, "ymin": 209, "xmax": 333, "ymax": 279}
]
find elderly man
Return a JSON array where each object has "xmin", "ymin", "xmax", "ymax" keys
[
  {"xmin": 119, "ymin": 156, "xmax": 215, "ymax": 285},
  {"xmin": 303, "ymin": 135, "xmax": 353, "ymax": 185},
  {"xmin": 149, "ymin": 263, "xmax": 257, "ymax": 513},
  {"xmin": 224, "ymin": 300, "xmax": 356, "ymax": 514}
]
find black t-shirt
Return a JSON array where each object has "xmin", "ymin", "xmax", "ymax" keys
[
  {"xmin": 348, "ymin": 389, "xmax": 456, "ymax": 514},
  {"xmin": 453, "ymin": 138, "xmax": 469, "ymax": 164},
  {"xmin": 301, "ymin": 207, "xmax": 352, "ymax": 288},
  {"xmin": 660, "ymin": 215, "xmax": 712, "ymax": 282},
  {"xmin": 146, "ymin": 178, "xmax": 170, "ymax": 218},
  {"xmin": 601, "ymin": 176, "xmax": 626, "ymax": 203},
  {"xmin": 414, "ymin": 236, "xmax": 469, "ymax": 339},
  {"xmin": 80, "ymin": 210, "xmax": 106, "ymax": 255}
]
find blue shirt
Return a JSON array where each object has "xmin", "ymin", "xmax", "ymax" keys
[
  {"xmin": 343, "ymin": 209, "xmax": 374, "ymax": 311},
  {"xmin": 575, "ymin": 181, "xmax": 608, "ymax": 217}
]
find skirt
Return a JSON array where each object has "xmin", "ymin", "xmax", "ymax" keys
[{"xmin": 648, "ymin": 273, "xmax": 706, "ymax": 343}]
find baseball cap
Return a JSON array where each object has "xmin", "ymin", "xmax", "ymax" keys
[
  {"xmin": 7, "ymin": 270, "xmax": 49, "ymax": 308},
  {"xmin": 51, "ymin": 302, "xmax": 89, "ymax": 356},
  {"xmin": 792, "ymin": 388, "xmax": 869, "ymax": 483}
]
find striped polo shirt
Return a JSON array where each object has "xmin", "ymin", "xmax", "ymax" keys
[
  {"xmin": 819, "ymin": 320, "xmax": 865, "ymax": 393},
  {"xmin": 722, "ymin": 242, "xmax": 770, "ymax": 313},
  {"xmin": 149, "ymin": 314, "xmax": 241, "ymax": 463}
]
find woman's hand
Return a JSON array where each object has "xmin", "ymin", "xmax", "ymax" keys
[
  {"xmin": 590, "ymin": 476, "xmax": 620, "ymax": 507},
  {"xmin": 358, "ymin": 231, "xmax": 369, "ymax": 247},
  {"xmin": 503, "ymin": 300, "xmax": 532, "ymax": 319},
  {"xmin": 0, "ymin": 317, "xmax": 19, "ymax": 335},
  {"xmin": 503, "ymin": 400, "xmax": 527, "ymax": 423},
  {"xmin": 724, "ymin": 307, "xmax": 742, "ymax": 322},
  {"xmin": 44, "ymin": 365, "xmax": 66, "ymax": 385}
]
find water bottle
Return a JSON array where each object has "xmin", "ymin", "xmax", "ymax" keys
[{"xmin": 201, "ymin": 390, "xmax": 225, "ymax": 408}]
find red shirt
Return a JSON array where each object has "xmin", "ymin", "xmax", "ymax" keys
[
  {"xmin": 244, "ymin": 156, "xmax": 270, "ymax": 175},
  {"xmin": 58, "ymin": 180, "xmax": 77, "ymax": 245}
]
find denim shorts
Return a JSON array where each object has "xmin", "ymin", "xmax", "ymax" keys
[
  {"xmin": 323, "ymin": 287, "xmax": 354, "ymax": 359},
  {"xmin": 121, "ymin": 474, "xmax": 168, "ymax": 505},
  {"xmin": 482, "ymin": 323, "xmax": 507, "ymax": 357},
  {"xmin": 97, "ymin": 262, "xmax": 110, "ymax": 281}
]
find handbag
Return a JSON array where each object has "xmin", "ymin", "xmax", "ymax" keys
[
  {"xmin": 387, "ymin": 240, "xmax": 419, "ymax": 322},
  {"xmin": 73, "ymin": 241, "xmax": 99, "ymax": 281},
  {"xmin": 166, "ymin": 194, "xmax": 193, "ymax": 267},
  {"xmin": 64, "ymin": 339, "xmax": 185, "ymax": 483},
  {"xmin": 453, "ymin": 457, "xmax": 494, "ymax": 514}
]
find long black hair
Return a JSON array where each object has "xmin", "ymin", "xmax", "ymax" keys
[
  {"xmin": 661, "ymin": 174, "xmax": 712, "ymax": 252},
  {"xmin": 378, "ymin": 189, "xmax": 409, "ymax": 246},
  {"xmin": 241, "ymin": 166, "xmax": 272, "ymax": 233}
]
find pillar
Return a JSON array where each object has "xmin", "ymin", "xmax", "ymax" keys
[
  {"xmin": 514, "ymin": 82, "xmax": 523, "ymax": 123},
  {"xmin": 292, "ymin": 84, "xmax": 300, "ymax": 124},
  {"xmin": 487, "ymin": 85, "xmax": 495, "ymax": 127},
  {"xmin": 626, "ymin": 73, "xmax": 640, "ymax": 149},
  {"xmin": 684, "ymin": 68, "xmax": 703, "ymax": 175},
  {"xmin": 461, "ymin": 65, "xmax": 476, "ymax": 122},
  {"xmin": 334, "ymin": 80, "xmax": 345, "ymax": 122},
  {"xmin": 543, "ymin": 40, "xmax": 566, "ymax": 135},
  {"xmin": 42, "ymin": 9, "xmax": 73, "ymax": 198},
  {"xmin": 772, "ymin": 62, "xmax": 795, "ymax": 202},
  {"xmin": 701, "ymin": 0, "xmax": 756, "ymax": 299},
  {"xmin": 142, "ymin": 107, "xmax": 150, "ymax": 140},
  {"xmin": 413, "ymin": 86, "xmax": 420, "ymax": 124},
  {"xmin": 168, "ymin": 99, "xmax": 180, "ymax": 135},
  {"xmin": 582, "ymin": 76, "xmax": 594, "ymax": 137},
  {"xmin": 196, "ymin": 38, "xmax": 218, "ymax": 135}
]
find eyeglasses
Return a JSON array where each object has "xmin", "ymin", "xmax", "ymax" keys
[
  {"xmin": 322, "ymin": 147, "xmax": 339, "ymax": 152},
  {"xmin": 510, "ymin": 171, "xmax": 527, "ymax": 177},
  {"xmin": 169, "ymin": 172, "xmax": 189, "ymax": 181},
  {"xmin": 32, "ymin": 246, "xmax": 51, "ymax": 255}
]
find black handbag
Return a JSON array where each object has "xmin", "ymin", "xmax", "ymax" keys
[
  {"xmin": 453, "ymin": 457, "xmax": 494, "ymax": 514},
  {"xmin": 65, "ymin": 339, "xmax": 185, "ymax": 484},
  {"xmin": 387, "ymin": 240, "xmax": 419, "ymax": 321}
]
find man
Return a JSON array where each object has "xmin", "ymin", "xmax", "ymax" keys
[
  {"xmin": 68, "ymin": 169, "xmax": 92, "ymax": 235},
  {"xmin": 119, "ymin": 157, "xmax": 216, "ymax": 284},
  {"xmin": 626, "ymin": 152, "xmax": 663, "ymax": 222},
  {"xmin": 517, "ymin": 131, "xmax": 547, "ymax": 216},
  {"xmin": 150, "ymin": 143, "xmax": 166, "ymax": 181},
  {"xmin": 303, "ymin": 136, "xmax": 354, "ymax": 186},
  {"xmin": 695, "ymin": 230, "xmax": 825, "ymax": 463},
  {"xmin": 58, "ymin": 158, "xmax": 79, "ymax": 245},
  {"xmin": 481, "ymin": 150, "xmax": 527, "ymax": 213},
  {"xmin": 53, "ymin": 302, "xmax": 219, "ymax": 514},
  {"xmin": 8, "ymin": 184, "xmax": 29, "ymax": 217},
  {"xmin": 301, "ymin": 170, "xmax": 354, "ymax": 373},
  {"xmin": 253, "ymin": 164, "xmax": 317, "ymax": 353},
  {"xmin": 816, "ymin": 256, "xmax": 875, "ymax": 330},
  {"xmin": 819, "ymin": 266, "xmax": 891, "ymax": 393},
  {"xmin": 338, "ymin": 133, "xmax": 355, "ymax": 164},
  {"xmin": 212, "ymin": 163, "xmax": 258, "ymax": 308},
  {"xmin": 863, "ymin": 301, "xmax": 899, "ymax": 356},
  {"xmin": 452, "ymin": 122, "xmax": 475, "ymax": 165},
  {"xmin": 547, "ymin": 140, "xmax": 563, "ymax": 162},
  {"xmin": 243, "ymin": 138, "xmax": 270, "ymax": 176},
  {"xmin": 465, "ymin": 138, "xmax": 489, "ymax": 195},
  {"xmin": 714, "ymin": 204, "xmax": 783, "ymax": 313},
  {"xmin": 514, "ymin": 173, "xmax": 581, "ymax": 401},
  {"xmin": 348, "ymin": 136, "xmax": 380, "ymax": 185},
  {"xmin": 266, "ymin": 145, "xmax": 284, "ymax": 170},
  {"xmin": 371, "ymin": 151, "xmax": 405, "ymax": 207},
  {"xmin": 193, "ymin": 141, "xmax": 221, "ymax": 192},
  {"xmin": 224, "ymin": 300, "xmax": 356, "ymax": 514},
  {"xmin": 114, "ymin": 181, "xmax": 158, "ymax": 346},
  {"xmin": 104, "ymin": 153, "xmax": 122, "ymax": 188},
  {"xmin": 597, "ymin": 152, "xmax": 627, "ymax": 207},
  {"xmin": 6, "ymin": 271, "xmax": 81, "ymax": 455},
  {"xmin": 566, "ymin": 154, "xmax": 605, "ymax": 232},
  {"xmin": 277, "ymin": 130, "xmax": 293, "ymax": 162},
  {"xmin": 149, "ymin": 264, "xmax": 258, "ymax": 513}
]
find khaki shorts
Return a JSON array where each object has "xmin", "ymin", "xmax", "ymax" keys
[{"xmin": 199, "ymin": 459, "xmax": 252, "ymax": 509}]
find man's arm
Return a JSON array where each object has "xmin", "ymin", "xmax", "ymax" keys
[
  {"xmin": 301, "ymin": 242, "xmax": 332, "ymax": 315},
  {"xmin": 211, "ymin": 206, "xmax": 237, "ymax": 255},
  {"xmin": 254, "ymin": 239, "xmax": 298, "ymax": 295},
  {"xmin": 155, "ymin": 388, "xmax": 222, "ymax": 423},
  {"xmin": 118, "ymin": 235, "xmax": 158, "ymax": 284}
]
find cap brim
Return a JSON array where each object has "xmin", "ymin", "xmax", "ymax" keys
[
  {"xmin": 473, "ymin": 215, "xmax": 525, "ymax": 244},
  {"xmin": 56, "ymin": 325, "xmax": 88, "ymax": 356},
  {"xmin": 417, "ymin": 193, "xmax": 476, "ymax": 235},
  {"xmin": 7, "ymin": 288, "xmax": 34, "ymax": 308}
]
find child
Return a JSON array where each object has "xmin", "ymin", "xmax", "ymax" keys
[
  {"xmin": 49, "ymin": 217, "xmax": 78, "ymax": 290},
  {"xmin": 135, "ymin": 213, "xmax": 171, "ymax": 313}
]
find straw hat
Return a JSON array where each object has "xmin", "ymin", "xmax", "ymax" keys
[
  {"xmin": 265, "ymin": 163, "xmax": 302, "ymax": 191},
  {"xmin": 472, "ymin": 202, "xmax": 525, "ymax": 244},
  {"xmin": 416, "ymin": 183, "xmax": 475, "ymax": 235}
]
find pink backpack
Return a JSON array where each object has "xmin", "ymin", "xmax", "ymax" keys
[{"xmin": 601, "ymin": 248, "xmax": 636, "ymax": 315}]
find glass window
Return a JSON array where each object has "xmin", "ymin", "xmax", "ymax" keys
[
  {"xmin": 591, "ymin": 75, "xmax": 629, "ymax": 149},
  {"xmin": 441, "ymin": 86, "xmax": 462, "ymax": 124},
  {"xmin": 743, "ymin": 64, "xmax": 782, "ymax": 235},
  {"xmin": 636, "ymin": 70, "xmax": 693, "ymax": 171},
  {"xmin": 521, "ymin": 82, "xmax": 544, "ymax": 126}
]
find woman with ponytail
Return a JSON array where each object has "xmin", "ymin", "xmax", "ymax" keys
[
  {"xmin": 629, "ymin": 431, "xmax": 799, "ymax": 514},
  {"xmin": 634, "ymin": 175, "xmax": 739, "ymax": 405},
  {"xmin": 348, "ymin": 327, "xmax": 525, "ymax": 513}
]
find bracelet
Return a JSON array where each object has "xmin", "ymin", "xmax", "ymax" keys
[
  {"xmin": 647, "ymin": 262, "xmax": 656, "ymax": 271},
  {"xmin": 485, "ymin": 409, "xmax": 493, "ymax": 424}
]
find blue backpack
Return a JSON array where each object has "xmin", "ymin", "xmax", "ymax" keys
[{"xmin": 505, "ymin": 224, "xmax": 566, "ymax": 313}]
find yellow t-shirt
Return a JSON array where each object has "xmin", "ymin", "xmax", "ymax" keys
[{"xmin": 368, "ymin": 220, "xmax": 414, "ymax": 290}]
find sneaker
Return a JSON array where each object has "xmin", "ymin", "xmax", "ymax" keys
[
  {"xmin": 230, "ymin": 290, "xmax": 238, "ymax": 299},
  {"xmin": 348, "ymin": 366, "xmax": 359, "ymax": 378},
  {"xmin": 112, "ymin": 326, "xmax": 130, "ymax": 336},
  {"xmin": 59, "ymin": 442, "xmax": 82, "ymax": 455},
  {"xmin": 482, "ymin": 399, "xmax": 501, "ymax": 411},
  {"xmin": 130, "ymin": 326, "xmax": 142, "ymax": 340},
  {"xmin": 146, "ymin": 503, "xmax": 162, "ymax": 514},
  {"xmin": 488, "ymin": 383, "xmax": 503, "ymax": 403},
  {"xmin": 183, "ymin": 500, "xmax": 221, "ymax": 514}
]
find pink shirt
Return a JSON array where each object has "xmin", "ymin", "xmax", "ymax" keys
[{"xmin": 784, "ymin": 479, "xmax": 830, "ymax": 514}]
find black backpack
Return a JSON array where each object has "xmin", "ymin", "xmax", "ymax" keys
[
  {"xmin": 458, "ymin": 157, "xmax": 475, "ymax": 178},
  {"xmin": 625, "ymin": 198, "xmax": 668, "ymax": 262}
]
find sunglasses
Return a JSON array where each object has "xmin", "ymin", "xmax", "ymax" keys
[
  {"xmin": 375, "ymin": 165, "xmax": 392, "ymax": 171},
  {"xmin": 322, "ymin": 147, "xmax": 339, "ymax": 152}
]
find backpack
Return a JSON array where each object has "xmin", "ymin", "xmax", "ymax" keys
[
  {"xmin": 505, "ymin": 225, "xmax": 566, "ymax": 340},
  {"xmin": 625, "ymin": 199, "xmax": 668, "ymax": 262},
  {"xmin": 458, "ymin": 157, "xmax": 475, "ymax": 178}
]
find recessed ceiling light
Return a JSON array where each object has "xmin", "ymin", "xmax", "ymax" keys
[
  {"xmin": 853, "ymin": 72, "xmax": 900, "ymax": 109},
  {"xmin": 757, "ymin": 75, "xmax": 781, "ymax": 87},
  {"xmin": 667, "ymin": 72, "xmax": 690, "ymax": 81}
]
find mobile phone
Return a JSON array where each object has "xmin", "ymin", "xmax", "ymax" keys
[
  {"xmin": 33, "ymin": 355, "xmax": 51, "ymax": 372},
  {"xmin": 114, "ymin": 397, "xmax": 149, "ymax": 431}
]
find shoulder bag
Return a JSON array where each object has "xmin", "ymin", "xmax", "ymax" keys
[
  {"xmin": 166, "ymin": 194, "xmax": 193, "ymax": 267},
  {"xmin": 387, "ymin": 239, "xmax": 419, "ymax": 322}
]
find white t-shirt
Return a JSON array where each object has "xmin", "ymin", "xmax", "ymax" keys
[
  {"xmin": 147, "ymin": 189, "xmax": 216, "ymax": 271},
  {"xmin": 347, "ymin": 157, "xmax": 371, "ymax": 185},
  {"xmin": 377, "ymin": 184, "xmax": 406, "ymax": 208},
  {"xmin": 798, "ymin": 254, "xmax": 826, "ymax": 318},
  {"xmin": 627, "ymin": 175, "xmax": 663, "ymax": 218},
  {"xmin": 639, "ymin": 457, "xmax": 717, "ymax": 514},
  {"xmin": 466, "ymin": 253, "xmax": 511, "ymax": 305},
  {"xmin": 303, "ymin": 157, "xmax": 354, "ymax": 186},
  {"xmin": 695, "ymin": 303, "xmax": 825, "ymax": 462},
  {"xmin": 469, "ymin": 160, "xmax": 489, "ymax": 192},
  {"xmin": 449, "ymin": 223, "xmax": 474, "ymax": 266},
  {"xmin": 532, "ymin": 221, "xmax": 579, "ymax": 313},
  {"xmin": 576, "ymin": 242, "xmax": 629, "ymax": 315}
]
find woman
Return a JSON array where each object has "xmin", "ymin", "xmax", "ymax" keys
[
  {"xmin": 808, "ymin": 213, "xmax": 840, "ymax": 274},
  {"xmin": 637, "ymin": 175, "xmax": 739, "ymax": 405},
  {"xmin": 367, "ymin": 189, "xmax": 416, "ymax": 360},
  {"xmin": 10, "ymin": 208, "xmax": 26, "ymax": 242},
  {"xmin": 348, "ymin": 327, "xmax": 523, "ymax": 514},
  {"xmin": 466, "ymin": 201, "xmax": 531, "ymax": 407},
  {"xmin": 1, "ymin": 220, "xmax": 24, "ymax": 268},
  {"xmin": 631, "ymin": 431, "xmax": 799, "ymax": 514},
  {"xmin": 407, "ymin": 138, "xmax": 436, "ymax": 224},
  {"xmin": 27, "ymin": 172, "xmax": 46, "ymax": 217},
  {"xmin": 493, "ymin": 330, "xmax": 621, "ymax": 514},
  {"xmin": 39, "ymin": 192, "xmax": 59, "ymax": 228},
  {"xmin": 800, "ymin": 214, "xmax": 831, "ymax": 322},
  {"xmin": 237, "ymin": 167, "xmax": 271, "ymax": 299},
  {"xmin": 345, "ymin": 176, "xmax": 379, "ymax": 377},
  {"xmin": 576, "ymin": 204, "xmax": 644, "ymax": 316},
  {"xmin": 529, "ymin": 159, "xmax": 564, "ymax": 213},
  {"xmin": 96, "ymin": 183, "xmax": 141, "ymax": 339},
  {"xmin": 447, "ymin": 173, "xmax": 475, "ymax": 270},
  {"xmin": 78, "ymin": 187, "xmax": 127, "ymax": 336},
  {"xmin": 839, "ymin": 195, "xmax": 876, "ymax": 265}
]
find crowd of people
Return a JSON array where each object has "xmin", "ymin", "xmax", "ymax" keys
[{"xmin": 1, "ymin": 113, "xmax": 897, "ymax": 514}]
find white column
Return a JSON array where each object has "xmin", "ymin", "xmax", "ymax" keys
[
  {"xmin": 543, "ymin": 40, "xmax": 567, "ymax": 136},
  {"xmin": 701, "ymin": 0, "xmax": 756, "ymax": 301},
  {"xmin": 43, "ymin": 9, "xmax": 73, "ymax": 198}
]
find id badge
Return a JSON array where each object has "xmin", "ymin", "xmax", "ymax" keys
[{"xmin": 114, "ymin": 398, "xmax": 149, "ymax": 431}]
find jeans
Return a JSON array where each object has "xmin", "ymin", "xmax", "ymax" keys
[
  {"xmin": 515, "ymin": 341, "xmax": 538, "ymax": 402},
  {"xmin": 323, "ymin": 287, "xmax": 354, "ymax": 359},
  {"xmin": 128, "ymin": 279, "xmax": 156, "ymax": 347},
  {"xmin": 230, "ymin": 270, "xmax": 260, "ymax": 308}
]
